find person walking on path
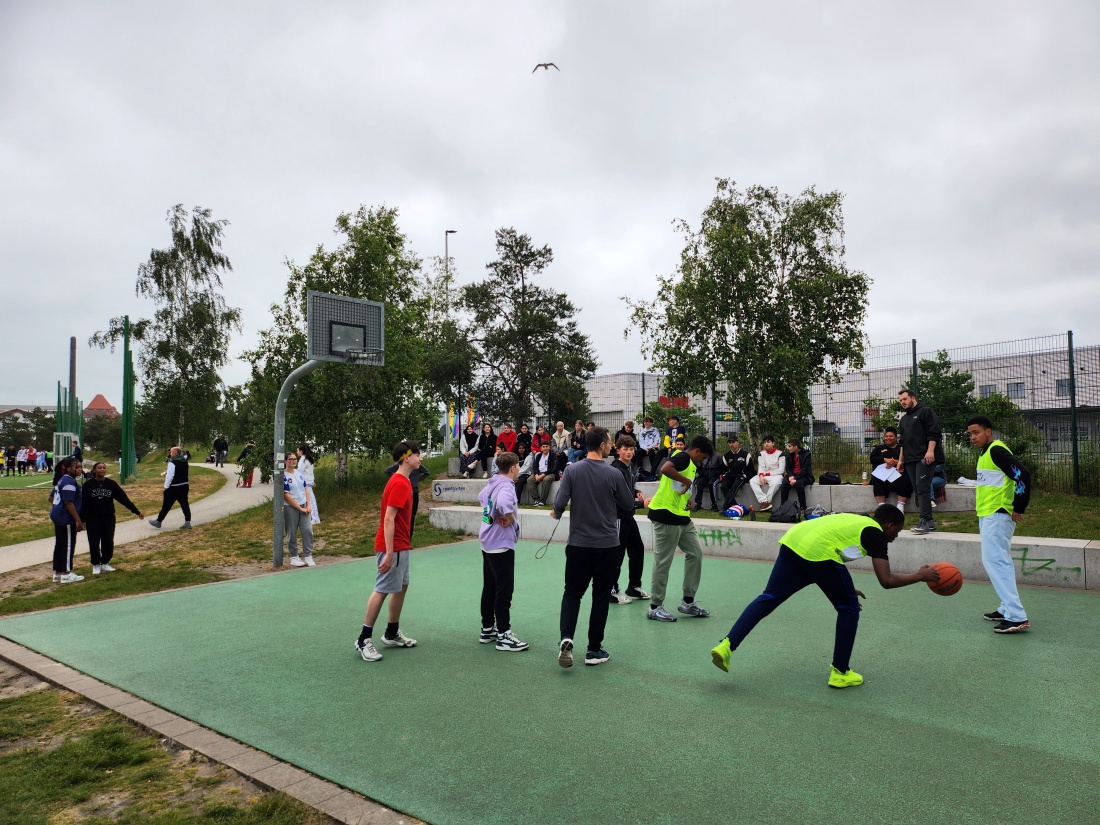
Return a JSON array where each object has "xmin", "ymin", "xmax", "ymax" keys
[
  {"xmin": 355, "ymin": 441, "xmax": 422, "ymax": 663},
  {"xmin": 282, "ymin": 453, "xmax": 315, "ymax": 567},
  {"xmin": 297, "ymin": 443, "xmax": 320, "ymax": 525},
  {"xmin": 966, "ymin": 415, "xmax": 1032, "ymax": 634},
  {"xmin": 49, "ymin": 457, "xmax": 85, "ymax": 584},
  {"xmin": 551, "ymin": 426, "xmax": 635, "ymax": 668},
  {"xmin": 477, "ymin": 450, "xmax": 529, "ymax": 652},
  {"xmin": 711, "ymin": 505, "xmax": 939, "ymax": 688},
  {"xmin": 644, "ymin": 435, "xmax": 716, "ymax": 623},
  {"xmin": 80, "ymin": 461, "xmax": 144, "ymax": 575},
  {"xmin": 213, "ymin": 434, "xmax": 229, "ymax": 467},
  {"xmin": 149, "ymin": 447, "xmax": 191, "ymax": 529},
  {"xmin": 897, "ymin": 388, "xmax": 944, "ymax": 534}
]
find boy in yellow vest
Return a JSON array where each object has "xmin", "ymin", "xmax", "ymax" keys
[
  {"xmin": 711, "ymin": 505, "xmax": 939, "ymax": 687},
  {"xmin": 966, "ymin": 415, "xmax": 1031, "ymax": 633},
  {"xmin": 644, "ymin": 435, "xmax": 715, "ymax": 622}
]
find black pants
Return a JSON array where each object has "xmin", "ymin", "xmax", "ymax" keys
[
  {"xmin": 52, "ymin": 522, "xmax": 77, "ymax": 573},
  {"xmin": 86, "ymin": 517, "xmax": 116, "ymax": 566},
  {"xmin": 694, "ymin": 472, "xmax": 722, "ymax": 509},
  {"xmin": 481, "ymin": 549, "xmax": 516, "ymax": 632},
  {"xmin": 157, "ymin": 485, "xmax": 191, "ymax": 522},
  {"xmin": 905, "ymin": 461, "xmax": 934, "ymax": 522},
  {"xmin": 559, "ymin": 545, "xmax": 617, "ymax": 652},
  {"xmin": 613, "ymin": 517, "xmax": 645, "ymax": 592},
  {"xmin": 720, "ymin": 473, "xmax": 748, "ymax": 510},
  {"xmin": 781, "ymin": 477, "xmax": 811, "ymax": 509},
  {"xmin": 410, "ymin": 489, "xmax": 419, "ymax": 541}
]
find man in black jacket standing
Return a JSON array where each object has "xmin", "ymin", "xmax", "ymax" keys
[
  {"xmin": 780, "ymin": 438, "xmax": 813, "ymax": 514},
  {"xmin": 213, "ymin": 434, "xmax": 229, "ymax": 467},
  {"xmin": 897, "ymin": 389, "xmax": 944, "ymax": 534}
]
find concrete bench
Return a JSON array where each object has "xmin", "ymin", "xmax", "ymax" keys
[{"xmin": 428, "ymin": 505, "xmax": 1100, "ymax": 591}]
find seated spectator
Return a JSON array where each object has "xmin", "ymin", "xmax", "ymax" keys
[
  {"xmin": 719, "ymin": 435, "xmax": 754, "ymax": 510},
  {"xmin": 637, "ymin": 416, "xmax": 661, "ymax": 479},
  {"xmin": 568, "ymin": 420, "xmax": 587, "ymax": 464},
  {"xmin": 655, "ymin": 415, "xmax": 687, "ymax": 475},
  {"xmin": 692, "ymin": 449, "xmax": 727, "ymax": 511},
  {"xmin": 532, "ymin": 424, "xmax": 552, "ymax": 452},
  {"xmin": 497, "ymin": 422, "xmax": 518, "ymax": 454},
  {"xmin": 531, "ymin": 441, "xmax": 557, "ymax": 506},
  {"xmin": 459, "ymin": 424, "xmax": 480, "ymax": 477},
  {"xmin": 514, "ymin": 423, "xmax": 532, "ymax": 456},
  {"xmin": 748, "ymin": 435, "xmax": 784, "ymax": 511},
  {"xmin": 614, "ymin": 421, "xmax": 641, "ymax": 466},
  {"xmin": 930, "ymin": 463, "xmax": 947, "ymax": 507},
  {"xmin": 869, "ymin": 426, "xmax": 912, "ymax": 513},
  {"xmin": 489, "ymin": 444, "xmax": 504, "ymax": 476},
  {"xmin": 780, "ymin": 437, "xmax": 813, "ymax": 513},
  {"xmin": 476, "ymin": 423, "xmax": 497, "ymax": 476},
  {"xmin": 514, "ymin": 443, "xmax": 535, "ymax": 501},
  {"xmin": 551, "ymin": 421, "xmax": 570, "ymax": 455}
]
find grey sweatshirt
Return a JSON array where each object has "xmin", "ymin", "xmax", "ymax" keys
[{"xmin": 553, "ymin": 457, "xmax": 635, "ymax": 549}]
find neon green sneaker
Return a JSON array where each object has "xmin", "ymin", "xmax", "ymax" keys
[
  {"xmin": 828, "ymin": 665, "xmax": 863, "ymax": 688},
  {"xmin": 710, "ymin": 638, "xmax": 732, "ymax": 672}
]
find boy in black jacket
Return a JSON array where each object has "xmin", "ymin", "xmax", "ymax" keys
[
  {"xmin": 609, "ymin": 435, "xmax": 649, "ymax": 603},
  {"xmin": 780, "ymin": 438, "xmax": 813, "ymax": 514},
  {"xmin": 719, "ymin": 436, "xmax": 754, "ymax": 510}
]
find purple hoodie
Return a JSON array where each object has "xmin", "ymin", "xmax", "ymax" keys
[{"xmin": 478, "ymin": 473, "xmax": 520, "ymax": 551}]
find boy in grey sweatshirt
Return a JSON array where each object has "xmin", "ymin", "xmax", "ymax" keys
[{"xmin": 477, "ymin": 451, "xmax": 529, "ymax": 652}]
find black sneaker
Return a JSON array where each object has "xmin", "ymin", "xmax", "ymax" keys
[
  {"xmin": 625, "ymin": 586, "xmax": 651, "ymax": 600},
  {"xmin": 993, "ymin": 620, "xmax": 1030, "ymax": 634},
  {"xmin": 584, "ymin": 648, "xmax": 611, "ymax": 666},
  {"xmin": 983, "ymin": 611, "xmax": 1005, "ymax": 622},
  {"xmin": 558, "ymin": 638, "xmax": 574, "ymax": 668},
  {"xmin": 479, "ymin": 626, "xmax": 498, "ymax": 644}
]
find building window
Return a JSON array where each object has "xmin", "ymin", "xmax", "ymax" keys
[
  {"xmin": 979, "ymin": 384, "xmax": 996, "ymax": 399},
  {"xmin": 1006, "ymin": 382, "xmax": 1025, "ymax": 400},
  {"xmin": 1056, "ymin": 379, "xmax": 1072, "ymax": 397}
]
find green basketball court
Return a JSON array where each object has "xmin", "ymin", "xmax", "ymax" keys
[{"xmin": 1, "ymin": 541, "xmax": 1097, "ymax": 825}]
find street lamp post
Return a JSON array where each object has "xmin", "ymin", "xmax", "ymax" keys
[{"xmin": 445, "ymin": 229, "xmax": 457, "ymax": 278}]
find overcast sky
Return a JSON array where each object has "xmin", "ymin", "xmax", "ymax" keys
[{"xmin": 3, "ymin": 1, "xmax": 1098, "ymax": 409}]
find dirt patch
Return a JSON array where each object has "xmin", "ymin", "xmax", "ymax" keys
[{"xmin": 0, "ymin": 658, "xmax": 48, "ymax": 699}]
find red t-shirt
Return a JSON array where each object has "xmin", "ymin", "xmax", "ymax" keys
[
  {"xmin": 374, "ymin": 473, "xmax": 413, "ymax": 552},
  {"xmin": 497, "ymin": 430, "xmax": 518, "ymax": 452}
]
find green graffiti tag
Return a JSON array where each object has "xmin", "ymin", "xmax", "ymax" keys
[
  {"xmin": 1011, "ymin": 546, "xmax": 1082, "ymax": 580},
  {"xmin": 698, "ymin": 528, "xmax": 743, "ymax": 548}
]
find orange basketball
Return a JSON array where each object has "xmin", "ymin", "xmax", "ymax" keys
[{"xmin": 928, "ymin": 561, "xmax": 962, "ymax": 596}]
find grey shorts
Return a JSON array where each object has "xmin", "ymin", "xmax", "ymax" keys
[{"xmin": 375, "ymin": 550, "xmax": 411, "ymax": 594}]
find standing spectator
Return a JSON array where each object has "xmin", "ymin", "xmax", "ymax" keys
[
  {"xmin": 49, "ymin": 457, "xmax": 85, "ymax": 584},
  {"xmin": 551, "ymin": 421, "xmax": 570, "ymax": 456},
  {"xmin": 514, "ymin": 423, "xmax": 532, "ymax": 455},
  {"xmin": 609, "ymin": 435, "xmax": 648, "ymax": 603},
  {"xmin": 477, "ymin": 450, "xmax": 529, "ymax": 651},
  {"xmin": 967, "ymin": 416, "xmax": 1032, "ymax": 633},
  {"xmin": 644, "ymin": 435, "xmax": 715, "ymax": 622},
  {"xmin": 213, "ymin": 434, "xmax": 229, "ymax": 467},
  {"xmin": 897, "ymin": 389, "xmax": 944, "ymax": 534},
  {"xmin": 869, "ymin": 427, "xmax": 912, "ymax": 513},
  {"xmin": 17, "ymin": 446, "xmax": 28, "ymax": 475},
  {"xmin": 748, "ymin": 435, "xmax": 785, "ymax": 512},
  {"xmin": 5, "ymin": 444, "xmax": 16, "ymax": 476},
  {"xmin": 513, "ymin": 442, "xmax": 535, "ymax": 502},
  {"xmin": 26, "ymin": 446, "xmax": 37, "ymax": 475},
  {"xmin": 531, "ymin": 441, "xmax": 557, "ymax": 507},
  {"xmin": 637, "ymin": 417, "xmax": 661, "ymax": 479},
  {"xmin": 236, "ymin": 439, "xmax": 256, "ymax": 464},
  {"xmin": 81, "ymin": 461, "xmax": 144, "ymax": 575},
  {"xmin": 36, "ymin": 448, "xmax": 47, "ymax": 473},
  {"xmin": 476, "ymin": 423, "xmax": 498, "ymax": 477},
  {"xmin": 384, "ymin": 455, "xmax": 432, "ymax": 541},
  {"xmin": 71, "ymin": 440, "xmax": 83, "ymax": 465},
  {"xmin": 780, "ymin": 437, "xmax": 814, "ymax": 514},
  {"xmin": 497, "ymin": 422, "xmax": 518, "ymax": 454},
  {"xmin": 282, "ymin": 452, "xmax": 314, "ymax": 567},
  {"xmin": 458, "ymin": 424, "xmax": 480, "ymax": 477},
  {"xmin": 551, "ymin": 426, "xmax": 635, "ymax": 667},
  {"xmin": 354, "ymin": 441, "xmax": 422, "ymax": 662},
  {"xmin": 297, "ymin": 443, "xmax": 320, "ymax": 525},
  {"xmin": 45, "ymin": 448, "xmax": 54, "ymax": 472},
  {"xmin": 532, "ymin": 424, "xmax": 552, "ymax": 452},
  {"xmin": 719, "ymin": 436, "xmax": 754, "ymax": 510},
  {"xmin": 567, "ymin": 420, "xmax": 587, "ymax": 464},
  {"xmin": 149, "ymin": 447, "xmax": 191, "ymax": 529}
]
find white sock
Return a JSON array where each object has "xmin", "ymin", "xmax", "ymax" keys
[{"xmin": 897, "ymin": 502, "xmax": 905, "ymax": 514}]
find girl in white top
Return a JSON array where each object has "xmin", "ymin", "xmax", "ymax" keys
[{"xmin": 297, "ymin": 444, "xmax": 320, "ymax": 525}]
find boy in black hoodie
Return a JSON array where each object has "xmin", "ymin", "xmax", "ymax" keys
[{"xmin": 609, "ymin": 435, "xmax": 649, "ymax": 603}]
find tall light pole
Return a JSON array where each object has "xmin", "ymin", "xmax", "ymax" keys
[{"xmin": 444, "ymin": 229, "xmax": 457, "ymax": 279}]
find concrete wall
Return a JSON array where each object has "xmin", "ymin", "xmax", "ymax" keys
[
  {"xmin": 433, "ymin": 473, "xmax": 977, "ymax": 513},
  {"xmin": 428, "ymin": 506, "xmax": 1096, "ymax": 591}
]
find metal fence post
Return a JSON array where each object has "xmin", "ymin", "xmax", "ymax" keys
[
  {"xmin": 911, "ymin": 338, "xmax": 919, "ymax": 395},
  {"xmin": 1068, "ymin": 330, "xmax": 1079, "ymax": 495}
]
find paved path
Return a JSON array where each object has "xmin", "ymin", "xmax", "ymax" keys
[{"xmin": 0, "ymin": 464, "xmax": 273, "ymax": 575}]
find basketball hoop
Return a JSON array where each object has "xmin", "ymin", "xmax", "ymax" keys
[{"xmin": 343, "ymin": 348, "xmax": 384, "ymax": 366}]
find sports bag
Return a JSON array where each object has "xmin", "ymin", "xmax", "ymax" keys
[
  {"xmin": 818, "ymin": 471, "xmax": 841, "ymax": 485},
  {"xmin": 769, "ymin": 499, "xmax": 801, "ymax": 523}
]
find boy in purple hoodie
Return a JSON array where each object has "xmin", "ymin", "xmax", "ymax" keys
[{"xmin": 478, "ymin": 451, "xmax": 529, "ymax": 652}]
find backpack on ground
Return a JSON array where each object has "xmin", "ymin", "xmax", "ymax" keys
[
  {"xmin": 769, "ymin": 499, "xmax": 801, "ymax": 524},
  {"xmin": 818, "ymin": 471, "xmax": 841, "ymax": 485}
]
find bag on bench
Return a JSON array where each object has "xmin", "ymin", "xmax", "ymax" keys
[{"xmin": 818, "ymin": 471, "xmax": 841, "ymax": 485}]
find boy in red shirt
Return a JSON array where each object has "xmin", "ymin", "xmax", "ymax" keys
[{"xmin": 355, "ymin": 441, "xmax": 422, "ymax": 662}]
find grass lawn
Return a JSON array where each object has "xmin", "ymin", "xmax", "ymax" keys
[
  {"xmin": 0, "ymin": 463, "xmax": 226, "ymax": 548},
  {"xmin": 0, "ymin": 668, "xmax": 331, "ymax": 824}
]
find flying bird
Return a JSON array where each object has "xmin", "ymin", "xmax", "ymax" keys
[{"xmin": 532, "ymin": 62, "xmax": 559, "ymax": 73}]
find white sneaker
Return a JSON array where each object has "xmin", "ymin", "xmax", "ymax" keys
[
  {"xmin": 53, "ymin": 574, "xmax": 61, "ymax": 583},
  {"xmin": 558, "ymin": 638, "xmax": 574, "ymax": 668},
  {"xmin": 92, "ymin": 565, "xmax": 102, "ymax": 575},
  {"xmin": 58, "ymin": 572, "xmax": 85, "ymax": 584},
  {"xmin": 100, "ymin": 564, "xmax": 116, "ymax": 572},
  {"xmin": 289, "ymin": 556, "xmax": 306, "ymax": 567},
  {"xmin": 304, "ymin": 556, "xmax": 316, "ymax": 567},
  {"xmin": 612, "ymin": 588, "xmax": 632, "ymax": 605},
  {"xmin": 495, "ymin": 630, "xmax": 530, "ymax": 652},
  {"xmin": 355, "ymin": 639, "xmax": 382, "ymax": 662},
  {"xmin": 380, "ymin": 630, "xmax": 418, "ymax": 648}
]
